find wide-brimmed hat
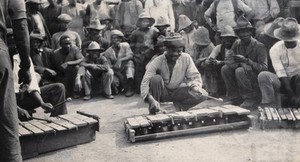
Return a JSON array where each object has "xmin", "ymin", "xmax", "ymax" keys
[
  {"xmin": 111, "ymin": 30, "xmax": 124, "ymax": 37},
  {"xmin": 99, "ymin": 13, "xmax": 114, "ymax": 22},
  {"xmin": 164, "ymin": 33, "xmax": 185, "ymax": 47},
  {"xmin": 26, "ymin": 0, "xmax": 42, "ymax": 4},
  {"xmin": 136, "ymin": 12, "xmax": 155, "ymax": 28},
  {"xmin": 220, "ymin": 25, "xmax": 237, "ymax": 38},
  {"xmin": 192, "ymin": 27, "xmax": 211, "ymax": 46},
  {"xmin": 86, "ymin": 20, "xmax": 105, "ymax": 30},
  {"xmin": 30, "ymin": 31, "xmax": 44, "ymax": 40},
  {"xmin": 177, "ymin": 15, "xmax": 193, "ymax": 32},
  {"xmin": 274, "ymin": 17, "xmax": 300, "ymax": 41},
  {"xmin": 155, "ymin": 16, "xmax": 170, "ymax": 27},
  {"xmin": 58, "ymin": 14, "xmax": 72, "ymax": 22},
  {"xmin": 87, "ymin": 41, "xmax": 102, "ymax": 51},
  {"xmin": 263, "ymin": 17, "xmax": 284, "ymax": 38},
  {"xmin": 233, "ymin": 16, "xmax": 255, "ymax": 32}
]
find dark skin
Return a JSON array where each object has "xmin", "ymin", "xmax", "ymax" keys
[
  {"xmin": 59, "ymin": 38, "xmax": 83, "ymax": 70},
  {"xmin": 13, "ymin": 19, "xmax": 32, "ymax": 85},
  {"xmin": 111, "ymin": 35, "xmax": 133, "ymax": 69},
  {"xmin": 147, "ymin": 46, "xmax": 203, "ymax": 110},
  {"xmin": 233, "ymin": 29, "xmax": 253, "ymax": 63}
]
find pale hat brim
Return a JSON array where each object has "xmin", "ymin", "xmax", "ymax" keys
[
  {"xmin": 86, "ymin": 25, "xmax": 105, "ymax": 30},
  {"xmin": 177, "ymin": 21, "xmax": 194, "ymax": 32},
  {"xmin": 274, "ymin": 25, "xmax": 300, "ymax": 41}
]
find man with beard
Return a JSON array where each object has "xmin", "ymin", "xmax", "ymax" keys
[{"xmin": 141, "ymin": 33, "xmax": 208, "ymax": 114}]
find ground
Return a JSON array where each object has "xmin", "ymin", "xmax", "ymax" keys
[{"xmin": 25, "ymin": 94, "xmax": 300, "ymax": 162}]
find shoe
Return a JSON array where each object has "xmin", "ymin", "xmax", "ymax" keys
[
  {"xmin": 240, "ymin": 99, "xmax": 257, "ymax": 109},
  {"xmin": 103, "ymin": 93, "xmax": 114, "ymax": 99},
  {"xmin": 125, "ymin": 86, "xmax": 134, "ymax": 97},
  {"xmin": 83, "ymin": 95, "xmax": 91, "ymax": 101}
]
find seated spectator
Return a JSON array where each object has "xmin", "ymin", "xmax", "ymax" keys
[
  {"xmin": 178, "ymin": 14, "xmax": 197, "ymax": 58},
  {"xmin": 115, "ymin": 0, "xmax": 143, "ymax": 39},
  {"xmin": 51, "ymin": 35, "xmax": 84, "ymax": 97},
  {"xmin": 258, "ymin": 17, "xmax": 300, "ymax": 108},
  {"xmin": 255, "ymin": 17, "xmax": 284, "ymax": 73},
  {"xmin": 146, "ymin": 35, "xmax": 167, "ymax": 67},
  {"xmin": 86, "ymin": 0, "xmax": 116, "ymax": 24},
  {"xmin": 191, "ymin": 27, "xmax": 216, "ymax": 96},
  {"xmin": 7, "ymin": 30, "xmax": 67, "ymax": 118},
  {"xmin": 79, "ymin": 41, "xmax": 114, "ymax": 100},
  {"xmin": 82, "ymin": 20, "xmax": 109, "ymax": 56},
  {"xmin": 102, "ymin": 30, "xmax": 135, "ymax": 97},
  {"xmin": 206, "ymin": 25, "xmax": 238, "ymax": 97},
  {"xmin": 154, "ymin": 16, "xmax": 171, "ymax": 36},
  {"xmin": 130, "ymin": 12, "xmax": 158, "ymax": 93},
  {"xmin": 141, "ymin": 33, "xmax": 208, "ymax": 114},
  {"xmin": 222, "ymin": 16, "xmax": 268, "ymax": 108},
  {"xmin": 30, "ymin": 32, "xmax": 57, "ymax": 86},
  {"xmin": 52, "ymin": 14, "xmax": 82, "ymax": 50},
  {"xmin": 26, "ymin": 0, "xmax": 52, "ymax": 47},
  {"xmin": 242, "ymin": 0, "xmax": 280, "ymax": 34}
]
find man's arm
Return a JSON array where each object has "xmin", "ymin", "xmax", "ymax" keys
[{"xmin": 12, "ymin": 18, "xmax": 31, "ymax": 85}]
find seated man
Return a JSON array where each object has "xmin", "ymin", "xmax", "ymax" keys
[
  {"xmin": 78, "ymin": 41, "xmax": 114, "ymax": 100},
  {"xmin": 7, "ymin": 30, "xmax": 67, "ymax": 118},
  {"xmin": 258, "ymin": 17, "xmax": 300, "ymax": 108},
  {"xmin": 102, "ymin": 30, "xmax": 135, "ymax": 97},
  {"xmin": 221, "ymin": 16, "xmax": 268, "ymax": 108},
  {"xmin": 30, "ymin": 32, "xmax": 57, "ymax": 85},
  {"xmin": 141, "ymin": 33, "xmax": 208, "ymax": 114},
  {"xmin": 51, "ymin": 35, "xmax": 84, "ymax": 97}
]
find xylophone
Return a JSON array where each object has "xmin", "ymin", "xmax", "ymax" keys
[
  {"xmin": 124, "ymin": 105, "xmax": 253, "ymax": 142},
  {"xmin": 19, "ymin": 111, "xmax": 99, "ymax": 159},
  {"xmin": 258, "ymin": 107, "xmax": 300, "ymax": 129}
]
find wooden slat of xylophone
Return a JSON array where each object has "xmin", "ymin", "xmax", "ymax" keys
[
  {"xmin": 174, "ymin": 112, "xmax": 195, "ymax": 120},
  {"xmin": 264, "ymin": 107, "xmax": 273, "ymax": 121},
  {"xmin": 288, "ymin": 108, "xmax": 296, "ymax": 121},
  {"xmin": 71, "ymin": 114, "xmax": 98, "ymax": 125},
  {"xmin": 135, "ymin": 116, "xmax": 150, "ymax": 127},
  {"xmin": 221, "ymin": 105, "xmax": 250, "ymax": 115},
  {"xmin": 22, "ymin": 122, "xmax": 44, "ymax": 135},
  {"xmin": 50, "ymin": 117, "xmax": 78, "ymax": 130},
  {"xmin": 209, "ymin": 106, "xmax": 237, "ymax": 116},
  {"xmin": 126, "ymin": 117, "xmax": 140, "ymax": 129},
  {"xmin": 146, "ymin": 115, "xmax": 162, "ymax": 123},
  {"xmin": 29, "ymin": 120, "xmax": 55, "ymax": 133},
  {"xmin": 292, "ymin": 108, "xmax": 300, "ymax": 120},
  {"xmin": 277, "ymin": 108, "xmax": 287, "ymax": 120},
  {"xmin": 45, "ymin": 122, "xmax": 67, "ymax": 131},
  {"xmin": 58, "ymin": 114, "xmax": 87, "ymax": 127},
  {"xmin": 193, "ymin": 108, "xmax": 220, "ymax": 117},
  {"xmin": 283, "ymin": 108, "xmax": 294, "ymax": 121},
  {"xmin": 269, "ymin": 108, "xmax": 279, "ymax": 121},
  {"xmin": 188, "ymin": 109, "xmax": 209, "ymax": 117},
  {"xmin": 19, "ymin": 124, "xmax": 33, "ymax": 136},
  {"xmin": 155, "ymin": 114, "xmax": 171, "ymax": 122}
]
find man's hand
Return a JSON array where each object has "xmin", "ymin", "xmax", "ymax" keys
[
  {"xmin": 18, "ymin": 68, "xmax": 32, "ymax": 85},
  {"xmin": 148, "ymin": 98, "xmax": 160, "ymax": 115},
  {"xmin": 189, "ymin": 86, "xmax": 208, "ymax": 99},
  {"xmin": 41, "ymin": 102, "xmax": 53, "ymax": 113},
  {"xmin": 44, "ymin": 68, "xmax": 57, "ymax": 77},
  {"xmin": 18, "ymin": 107, "xmax": 32, "ymax": 121},
  {"xmin": 60, "ymin": 62, "xmax": 69, "ymax": 70},
  {"xmin": 233, "ymin": 55, "xmax": 248, "ymax": 63},
  {"xmin": 74, "ymin": 76, "xmax": 82, "ymax": 91},
  {"xmin": 113, "ymin": 60, "xmax": 122, "ymax": 69}
]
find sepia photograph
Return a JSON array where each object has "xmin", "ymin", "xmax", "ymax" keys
[{"xmin": 1, "ymin": 0, "xmax": 300, "ymax": 161}]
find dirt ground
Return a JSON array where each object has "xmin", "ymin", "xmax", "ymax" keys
[{"xmin": 25, "ymin": 94, "xmax": 300, "ymax": 162}]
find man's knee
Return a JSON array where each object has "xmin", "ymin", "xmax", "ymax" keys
[
  {"xmin": 221, "ymin": 65, "xmax": 232, "ymax": 76},
  {"xmin": 52, "ymin": 83, "xmax": 66, "ymax": 94},
  {"xmin": 150, "ymin": 75, "xmax": 163, "ymax": 86},
  {"xmin": 235, "ymin": 67, "xmax": 246, "ymax": 76},
  {"xmin": 257, "ymin": 71, "xmax": 273, "ymax": 84}
]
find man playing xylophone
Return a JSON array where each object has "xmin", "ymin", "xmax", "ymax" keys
[{"xmin": 141, "ymin": 33, "xmax": 208, "ymax": 114}]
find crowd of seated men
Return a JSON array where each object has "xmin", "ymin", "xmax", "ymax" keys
[{"xmin": 15, "ymin": 0, "xmax": 300, "ymax": 119}]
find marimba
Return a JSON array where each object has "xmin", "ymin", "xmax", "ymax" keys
[
  {"xmin": 19, "ymin": 111, "xmax": 99, "ymax": 159},
  {"xmin": 258, "ymin": 107, "xmax": 300, "ymax": 129},
  {"xmin": 124, "ymin": 105, "xmax": 253, "ymax": 142}
]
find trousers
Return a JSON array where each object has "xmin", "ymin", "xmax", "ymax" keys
[
  {"xmin": 149, "ymin": 75, "xmax": 207, "ymax": 111},
  {"xmin": 0, "ymin": 40, "xmax": 22, "ymax": 162}
]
